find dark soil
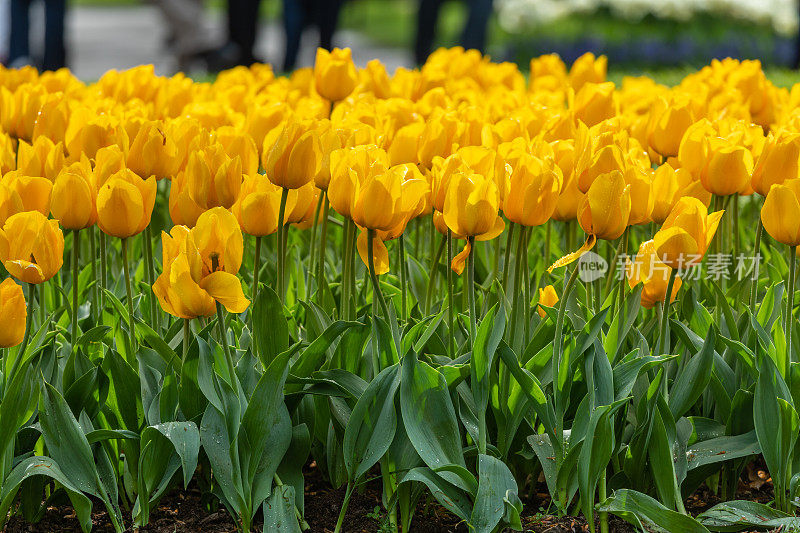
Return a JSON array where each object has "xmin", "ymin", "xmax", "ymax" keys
[{"xmin": 1, "ymin": 461, "xmax": 780, "ymax": 533}]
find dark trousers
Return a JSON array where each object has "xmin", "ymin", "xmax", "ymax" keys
[
  {"xmin": 227, "ymin": 0, "xmax": 261, "ymax": 64},
  {"xmin": 8, "ymin": 0, "xmax": 66, "ymax": 70},
  {"xmin": 414, "ymin": 0, "xmax": 493, "ymax": 65},
  {"xmin": 282, "ymin": 0, "xmax": 343, "ymax": 71}
]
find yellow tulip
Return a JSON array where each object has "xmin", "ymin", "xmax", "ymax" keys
[
  {"xmin": 93, "ymin": 145, "xmax": 126, "ymax": 188},
  {"xmin": 388, "ymin": 122, "xmax": 425, "ymax": 166},
  {"xmin": 96, "ymin": 169, "xmax": 157, "ymax": 239},
  {"xmin": 503, "ymin": 153, "xmax": 563, "ymax": 227},
  {"xmin": 214, "ymin": 126, "xmax": 260, "ymax": 178},
  {"xmin": 125, "ymin": 120, "xmax": 180, "ymax": 180},
  {"xmin": 417, "ymin": 110, "xmax": 460, "ymax": 169},
  {"xmin": 572, "ymin": 82, "xmax": 616, "ymax": 128},
  {"xmin": 232, "ymin": 173, "xmax": 283, "ymax": 237},
  {"xmin": 624, "ymin": 165, "xmax": 654, "ymax": 226},
  {"xmin": 0, "ymin": 278, "xmax": 26, "ymax": 348},
  {"xmin": 263, "ymin": 118, "xmax": 322, "ymax": 190},
  {"xmin": 51, "ymin": 158, "xmax": 97, "ymax": 230},
  {"xmin": 64, "ymin": 108, "xmax": 119, "ymax": 160},
  {"xmin": 352, "ymin": 163, "xmax": 429, "ymax": 232},
  {"xmin": 626, "ymin": 240, "xmax": 682, "ymax": 309},
  {"xmin": 314, "ymin": 47, "xmax": 358, "ymax": 103},
  {"xmin": 169, "ymin": 171, "xmax": 204, "ymax": 227},
  {"xmin": 577, "ymin": 170, "xmax": 631, "ymax": 241},
  {"xmin": 0, "ymin": 182, "xmax": 24, "ymax": 227},
  {"xmin": 284, "ymin": 181, "xmax": 319, "ymax": 226},
  {"xmin": 185, "ymin": 143, "xmax": 243, "ymax": 210},
  {"xmin": 328, "ymin": 145, "xmax": 389, "ymax": 220},
  {"xmin": 647, "ymin": 95, "xmax": 695, "ymax": 158},
  {"xmin": 537, "ymin": 285, "xmax": 559, "ymax": 318},
  {"xmin": 569, "ymin": 52, "xmax": 607, "ymax": 91},
  {"xmin": 761, "ymin": 179, "xmax": 800, "ymax": 247},
  {"xmin": 577, "ymin": 144, "xmax": 626, "ymax": 194},
  {"xmin": 751, "ymin": 131, "xmax": 800, "ymax": 197},
  {"xmin": 699, "ymin": 138, "xmax": 753, "ymax": 197},
  {"xmin": 0, "ymin": 211, "xmax": 64, "ymax": 284},
  {"xmin": 153, "ymin": 209, "xmax": 250, "ymax": 319},
  {"xmin": 15, "ymin": 136, "xmax": 65, "ymax": 181},
  {"xmin": 3, "ymin": 173, "xmax": 53, "ymax": 216},
  {"xmin": 654, "ymin": 197, "xmax": 723, "ymax": 269}
]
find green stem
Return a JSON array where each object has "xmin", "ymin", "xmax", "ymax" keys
[
  {"xmin": 447, "ymin": 230, "xmax": 455, "ymax": 358},
  {"xmin": 308, "ymin": 192, "xmax": 323, "ymax": 285},
  {"xmin": 787, "ymin": 246, "xmax": 797, "ymax": 369},
  {"xmin": 8, "ymin": 283, "xmax": 35, "ymax": 381},
  {"xmin": 424, "ymin": 234, "xmax": 446, "ymax": 314},
  {"xmin": 38, "ymin": 283, "xmax": 45, "ymax": 327},
  {"xmin": 100, "ymin": 231, "xmax": 108, "ymax": 314},
  {"xmin": 333, "ymin": 482, "xmax": 354, "ymax": 533},
  {"xmin": 658, "ymin": 269, "xmax": 679, "ymax": 356},
  {"xmin": 599, "ymin": 468, "xmax": 609, "ymax": 533},
  {"xmin": 276, "ymin": 187, "xmax": 290, "ymax": 304},
  {"xmin": 501, "ymin": 222, "xmax": 516, "ymax": 290},
  {"xmin": 750, "ymin": 219, "xmax": 764, "ymax": 315},
  {"xmin": 317, "ymin": 193, "xmax": 330, "ymax": 297},
  {"xmin": 252, "ymin": 235, "xmax": 262, "ymax": 301},
  {"xmin": 509, "ymin": 226, "xmax": 527, "ymax": 352},
  {"xmin": 544, "ymin": 220, "xmax": 552, "ymax": 266},
  {"xmin": 399, "ymin": 235, "xmax": 408, "ymax": 322},
  {"xmin": 367, "ymin": 229, "xmax": 391, "ymax": 321},
  {"xmin": 216, "ymin": 302, "xmax": 237, "ymax": 391},
  {"xmin": 467, "ymin": 236, "xmax": 477, "ymax": 344},
  {"xmin": 143, "ymin": 225, "xmax": 158, "ymax": 330},
  {"xmin": 71, "ymin": 230, "xmax": 80, "ymax": 349},
  {"xmin": 89, "ymin": 227, "xmax": 98, "ymax": 321},
  {"xmin": 733, "ymin": 194, "xmax": 740, "ymax": 266},
  {"xmin": 121, "ymin": 238, "xmax": 136, "ymax": 361},
  {"xmin": 182, "ymin": 318, "xmax": 190, "ymax": 367},
  {"xmin": 341, "ymin": 219, "xmax": 355, "ymax": 320}
]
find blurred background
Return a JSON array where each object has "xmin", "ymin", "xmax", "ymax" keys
[{"xmin": 1, "ymin": 0, "xmax": 799, "ymax": 82}]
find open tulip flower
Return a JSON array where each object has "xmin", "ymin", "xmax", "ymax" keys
[
  {"xmin": 654, "ymin": 197, "xmax": 724, "ymax": 270},
  {"xmin": 0, "ymin": 210, "xmax": 64, "ymax": 284},
  {"xmin": 154, "ymin": 207, "xmax": 249, "ymax": 319},
  {"xmin": 627, "ymin": 239, "xmax": 683, "ymax": 309}
]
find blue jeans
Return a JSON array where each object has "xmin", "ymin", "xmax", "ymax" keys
[{"xmin": 8, "ymin": 0, "xmax": 65, "ymax": 70}]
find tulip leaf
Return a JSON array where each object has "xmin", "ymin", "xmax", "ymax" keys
[
  {"xmin": 597, "ymin": 489, "xmax": 710, "ymax": 533},
  {"xmin": 252, "ymin": 285, "xmax": 289, "ymax": 368},
  {"xmin": 262, "ymin": 484, "xmax": 301, "ymax": 533},
  {"xmin": 470, "ymin": 454, "xmax": 521, "ymax": 533}
]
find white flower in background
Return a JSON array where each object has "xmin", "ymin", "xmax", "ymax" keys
[{"xmin": 496, "ymin": 0, "xmax": 799, "ymax": 36}]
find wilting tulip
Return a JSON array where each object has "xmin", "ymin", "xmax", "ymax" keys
[
  {"xmin": 153, "ymin": 208, "xmax": 249, "ymax": 320},
  {"xmin": 3, "ymin": 173, "xmax": 52, "ymax": 215},
  {"xmin": 0, "ymin": 278, "xmax": 26, "ymax": 348},
  {"xmin": 761, "ymin": 179, "xmax": 800, "ymax": 247},
  {"xmin": 504, "ymin": 153, "xmax": 563, "ymax": 227},
  {"xmin": 51, "ymin": 158, "xmax": 97, "ymax": 230},
  {"xmin": 577, "ymin": 170, "xmax": 631, "ymax": 241},
  {"xmin": 627, "ymin": 240, "xmax": 682, "ymax": 309},
  {"xmin": 751, "ymin": 131, "xmax": 800, "ymax": 197},
  {"xmin": 537, "ymin": 285, "xmax": 559, "ymax": 318},
  {"xmin": 314, "ymin": 47, "xmax": 358, "ymax": 103},
  {"xmin": 186, "ymin": 144, "xmax": 243, "ymax": 210},
  {"xmin": 0, "ymin": 211, "xmax": 64, "ymax": 284},
  {"xmin": 654, "ymin": 197, "xmax": 723, "ymax": 269},
  {"xmin": 96, "ymin": 169, "xmax": 157, "ymax": 239},
  {"xmin": 263, "ymin": 118, "xmax": 322, "ymax": 190}
]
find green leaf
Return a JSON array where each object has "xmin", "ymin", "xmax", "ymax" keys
[
  {"xmin": 394, "ymin": 467, "xmax": 472, "ymax": 522},
  {"xmin": 598, "ymin": 489, "xmax": 710, "ymax": 533},
  {"xmin": 252, "ymin": 285, "xmax": 289, "ymax": 368},
  {"xmin": 698, "ymin": 500, "xmax": 800, "ymax": 531},
  {"xmin": 669, "ymin": 328, "xmax": 715, "ymax": 420},
  {"xmin": 686, "ymin": 431, "xmax": 760, "ymax": 471},
  {"xmin": 262, "ymin": 484, "xmax": 301, "ymax": 532},
  {"xmin": 470, "ymin": 454, "xmax": 520, "ymax": 533}
]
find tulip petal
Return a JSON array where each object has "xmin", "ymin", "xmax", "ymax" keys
[
  {"xmin": 199, "ymin": 271, "xmax": 251, "ymax": 314},
  {"xmin": 451, "ymin": 241, "xmax": 471, "ymax": 275},
  {"xmin": 356, "ymin": 231, "xmax": 390, "ymax": 275}
]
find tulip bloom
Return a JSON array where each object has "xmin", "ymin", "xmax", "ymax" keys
[
  {"xmin": 537, "ymin": 285, "xmax": 559, "ymax": 318},
  {"xmin": 577, "ymin": 170, "xmax": 631, "ymax": 241},
  {"xmin": 153, "ymin": 207, "xmax": 249, "ymax": 319},
  {"xmin": 186, "ymin": 144, "xmax": 243, "ymax": 210},
  {"xmin": 169, "ymin": 171, "xmax": 204, "ymax": 227},
  {"xmin": 761, "ymin": 179, "xmax": 800, "ymax": 247},
  {"xmin": 0, "ymin": 182, "xmax": 24, "ymax": 227},
  {"xmin": 328, "ymin": 145, "xmax": 390, "ymax": 220},
  {"xmin": 262, "ymin": 118, "xmax": 322, "ymax": 190},
  {"xmin": 572, "ymin": 82, "xmax": 616, "ymax": 128},
  {"xmin": 3, "ymin": 173, "xmax": 52, "ymax": 216},
  {"xmin": 51, "ymin": 158, "xmax": 97, "ymax": 230},
  {"xmin": 125, "ymin": 120, "xmax": 180, "ymax": 180},
  {"xmin": 647, "ymin": 95, "xmax": 695, "ymax": 158},
  {"xmin": 751, "ymin": 131, "xmax": 800, "ymax": 197},
  {"xmin": 314, "ymin": 47, "xmax": 358, "ymax": 103},
  {"xmin": 504, "ymin": 153, "xmax": 563, "ymax": 227},
  {"xmin": 232, "ymin": 173, "xmax": 283, "ymax": 237},
  {"xmin": 0, "ymin": 278, "xmax": 27, "ymax": 348},
  {"xmin": 0, "ymin": 211, "xmax": 64, "ymax": 284},
  {"xmin": 627, "ymin": 240, "xmax": 682, "ymax": 309},
  {"xmin": 96, "ymin": 169, "xmax": 157, "ymax": 239},
  {"xmin": 654, "ymin": 197, "xmax": 723, "ymax": 269},
  {"xmin": 699, "ymin": 138, "xmax": 753, "ymax": 197},
  {"xmin": 569, "ymin": 52, "xmax": 607, "ymax": 90}
]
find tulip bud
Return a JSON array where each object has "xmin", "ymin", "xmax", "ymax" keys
[
  {"xmin": 0, "ymin": 210, "xmax": 64, "ymax": 284},
  {"xmin": 169, "ymin": 171, "xmax": 204, "ymax": 227},
  {"xmin": 699, "ymin": 138, "xmax": 753, "ymax": 197},
  {"xmin": 647, "ymin": 95, "xmax": 695, "ymax": 158},
  {"xmin": 577, "ymin": 170, "xmax": 631, "ymax": 241},
  {"xmin": 51, "ymin": 159, "xmax": 97, "ymax": 230},
  {"xmin": 232, "ymin": 174, "xmax": 283, "ymax": 236},
  {"xmin": 263, "ymin": 118, "xmax": 322, "ymax": 190},
  {"xmin": 125, "ymin": 120, "xmax": 179, "ymax": 180},
  {"xmin": 572, "ymin": 82, "xmax": 616, "ymax": 128},
  {"xmin": 0, "ymin": 278, "xmax": 26, "ymax": 348},
  {"xmin": 314, "ymin": 47, "xmax": 358, "ymax": 103},
  {"xmin": 3, "ymin": 173, "xmax": 53, "ymax": 216},
  {"xmin": 96, "ymin": 169, "xmax": 157, "ymax": 239},
  {"xmin": 761, "ymin": 179, "xmax": 800, "ymax": 247},
  {"xmin": 504, "ymin": 153, "xmax": 563, "ymax": 227},
  {"xmin": 537, "ymin": 285, "xmax": 559, "ymax": 318}
]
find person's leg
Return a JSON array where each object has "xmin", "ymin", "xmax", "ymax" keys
[
  {"xmin": 8, "ymin": 0, "xmax": 31, "ymax": 65},
  {"xmin": 414, "ymin": 0, "xmax": 443, "ymax": 66},
  {"xmin": 42, "ymin": 0, "xmax": 66, "ymax": 70},
  {"xmin": 281, "ymin": 0, "xmax": 305, "ymax": 71},
  {"xmin": 317, "ymin": 0, "xmax": 343, "ymax": 51},
  {"xmin": 461, "ymin": 0, "xmax": 493, "ymax": 53},
  {"xmin": 155, "ymin": 0, "xmax": 212, "ymax": 57}
]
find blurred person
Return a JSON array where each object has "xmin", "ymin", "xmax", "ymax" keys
[
  {"xmin": 282, "ymin": 0, "xmax": 344, "ymax": 71},
  {"xmin": 154, "ymin": 0, "xmax": 215, "ymax": 72},
  {"xmin": 414, "ymin": 0, "xmax": 493, "ymax": 65},
  {"xmin": 7, "ymin": 0, "xmax": 66, "ymax": 70},
  {"xmin": 206, "ymin": 0, "xmax": 263, "ymax": 70},
  {"xmin": 0, "ymin": 0, "xmax": 8, "ymax": 64}
]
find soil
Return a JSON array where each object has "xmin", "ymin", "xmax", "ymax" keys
[{"xmin": 1, "ymin": 461, "xmax": 779, "ymax": 533}]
